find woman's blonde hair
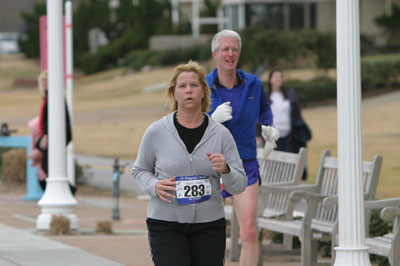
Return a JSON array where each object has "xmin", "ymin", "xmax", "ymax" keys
[
  {"xmin": 167, "ymin": 60, "xmax": 210, "ymax": 112},
  {"xmin": 37, "ymin": 70, "xmax": 48, "ymax": 98}
]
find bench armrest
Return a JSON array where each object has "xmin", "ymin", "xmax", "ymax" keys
[
  {"xmin": 288, "ymin": 191, "xmax": 327, "ymax": 226},
  {"xmin": 260, "ymin": 183, "xmax": 317, "ymax": 195},
  {"xmin": 380, "ymin": 207, "xmax": 400, "ymax": 222},
  {"xmin": 322, "ymin": 193, "xmax": 385, "ymax": 210},
  {"xmin": 289, "ymin": 191, "xmax": 327, "ymax": 204},
  {"xmin": 258, "ymin": 184, "xmax": 317, "ymax": 217},
  {"xmin": 365, "ymin": 198, "xmax": 400, "ymax": 209}
]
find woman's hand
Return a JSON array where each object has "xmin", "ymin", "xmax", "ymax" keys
[
  {"xmin": 39, "ymin": 135, "xmax": 48, "ymax": 150},
  {"xmin": 206, "ymin": 152, "xmax": 230, "ymax": 174},
  {"xmin": 156, "ymin": 176, "xmax": 176, "ymax": 203}
]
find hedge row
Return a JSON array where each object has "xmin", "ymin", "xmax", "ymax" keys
[
  {"xmin": 284, "ymin": 77, "xmax": 337, "ymax": 104},
  {"xmin": 279, "ymin": 53, "xmax": 400, "ymax": 104},
  {"xmin": 79, "ymin": 44, "xmax": 211, "ymax": 74},
  {"xmin": 79, "ymin": 43, "xmax": 399, "ymax": 106},
  {"xmin": 361, "ymin": 53, "xmax": 400, "ymax": 90},
  {"xmin": 272, "ymin": 209, "xmax": 391, "ymax": 265},
  {"xmin": 123, "ymin": 45, "xmax": 211, "ymax": 69},
  {"xmin": 79, "ymin": 29, "xmax": 338, "ymax": 74}
]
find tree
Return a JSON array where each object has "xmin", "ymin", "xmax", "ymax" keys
[
  {"xmin": 18, "ymin": 0, "xmax": 174, "ymax": 73},
  {"xmin": 375, "ymin": 4, "xmax": 400, "ymax": 51},
  {"xmin": 18, "ymin": 2, "xmax": 46, "ymax": 58},
  {"xmin": 200, "ymin": 0, "xmax": 220, "ymax": 34},
  {"xmin": 73, "ymin": 0, "xmax": 112, "ymax": 53}
]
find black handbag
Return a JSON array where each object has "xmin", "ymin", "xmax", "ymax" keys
[{"xmin": 294, "ymin": 115, "xmax": 312, "ymax": 147}]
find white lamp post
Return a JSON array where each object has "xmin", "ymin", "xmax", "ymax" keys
[
  {"xmin": 37, "ymin": 0, "xmax": 78, "ymax": 231},
  {"xmin": 65, "ymin": 1, "xmax": 75, "ymax": 189},
  {"xmin": 334, "ymin": 0, "xmax": 370, "ymax": 265}
]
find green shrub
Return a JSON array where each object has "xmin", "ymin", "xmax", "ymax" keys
[
  {"xmin": 361, "ymin": 35, "xmax": 379, "ymax": 55},
  {"xmin": 270, "ymin": 209, "xmax": 392, "ymax": 265},
  {"xmin": 158, "ymin": 45, "xmax": 211, "ymax": 66},
  {"xmin": 301, "ymin": 30, "xmax": 336, "ymax": 70},
  {"xmin": 240, "ymin": 29, "xmax": 304, "ymax": 72},
  {"xmin": 270, "ymin": 53, "xmax": 400, "ymax": 106},
  {"xmin": 123, "ymin": 49, "xmax": 159, "ymax": 70},
  {"xmin": 157, "ymin": 48, "xmax": 185, "ymax": 66},
  {"xmin": 375, "ymin": 4, "xmax": 400, "ymax": 52},
  {"xmin": 75, "ymin": 160, "xmax": 87, "ymax": 185},
  {"xmin": 18, "ymin": 2, "xmax": 46, "ymax": 58},
  {"xmin": 80, "ymin": 43, "xmax": 211, "ymax": 74},
  {"xmin": 361, "ymin": 53, "xmax": 400, "ymax": 90},
  {"xmin": 368, "ymin": 209, "xmax": 391, "ymax": 266},
  {"xmin": 78, "ymin": 29, "xmax": 148, "ymax": 74},
  {"xmin": 239, "ymin": 29, "xmax": 336, "ymax": 72},
  {"xmin": 284, "ymin": 77, "xmax": 337, "ymax": 104}
]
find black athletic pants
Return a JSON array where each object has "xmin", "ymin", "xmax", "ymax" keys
[{"xmin": 146, "ymin": 217, "xmax": 226, "ymax": 266}]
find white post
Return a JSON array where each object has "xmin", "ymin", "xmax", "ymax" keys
[
  {"xmin": 65, "ymin": 1, "xmax": 75, "ymax": 188},
  {"xmin": 217, "ymin": 8, "xmax": 224, "ymax": 31},
  {"xmin": 192, "ymin": 0, "xmax": 200, "ymax": 37},
  {"xmin": 334, "ymin": 0, "xmax": 370, "ymax": 265},
  {"xmin": 238, "ymin": 3, "xmax": 246, "ymax": 30},
  {"xmin": 37, "ymin": 0, "xmax": 78, "ymax": 231},
  {"xmin": 172, "ymin": 0, "xmax": 179, "ymax": 25},
  {"xmin": 225, "ymin": 5, "xmax": 232, "ymax": 30},
  {"xmin": 385, "ymin": 0, "xmax": 392, "ymax": 15}
]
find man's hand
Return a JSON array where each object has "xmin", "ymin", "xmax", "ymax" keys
[
  {"xmin": 156, "ymin": 176, "xmax": 176, "ymax": 203},
  {"xmin": 261, "ymin": 125, "xmax": 280, "ymax": 142},
  {"xmin": 211, "ymin": 102, "xmax": 232, "ymax": 123},
  {"xmin": 261, "ymin": 126, "xmax": 280, "ymax": 159},
  {"xmin": 206, "ymin": 152, "xmax": 230, "ymax": 174},
  {"xmin": 263, "ymin": 140, "xmax": 276, "ymax": 159}
]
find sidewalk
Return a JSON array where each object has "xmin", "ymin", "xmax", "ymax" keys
[{"xmin": 0, "ymin": 191, "xmax": 302, "ymax": 266}]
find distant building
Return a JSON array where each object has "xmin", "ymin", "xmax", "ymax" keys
[
  {"xmin": 222, "ymin": 0, "xmax": 399, "ymax": 43},
  {"xmin": 172, "ymin": 0, "xmax": 399, "ymax": 45},
  {"xmin": 0, "ymin": 0, "xmax": 86, "ymax": 33},
  {"xmin": 0, "ymin": 0, "xmax": 86, "ymax": 54},
  {"xmin": 0, "ymin": 0, "xmax": 36, "ymax": 33}
]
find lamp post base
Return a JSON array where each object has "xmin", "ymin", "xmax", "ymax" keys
[
  {"xmin": 334, "ymin": 246, "xmax": 371, "ymax": 266},
  {"xmin": 36, "ymin": 177, "xmax": 78, "ymax": 230}
]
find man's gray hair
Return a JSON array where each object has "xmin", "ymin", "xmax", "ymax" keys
[{"xmin": 211, "ymin": 30, "xmax": 242, "ymax": 53}]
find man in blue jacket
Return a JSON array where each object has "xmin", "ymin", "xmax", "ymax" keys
[{"xmin": 207, "ymin": 29, "xmax": 279, "ymax": 266}]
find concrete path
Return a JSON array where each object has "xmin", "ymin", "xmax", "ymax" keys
[
  {"xmin": 0, "ymin": 192, "xmax": 305, "ymax": 266},
  {"xmin": 0, "ymin": 223, "xmax": 123, "ymax": 266}
]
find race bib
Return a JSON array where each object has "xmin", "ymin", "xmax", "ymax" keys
[{"xmin": 176, "ymin": 175, "xmax": 212, "ymax": 205}]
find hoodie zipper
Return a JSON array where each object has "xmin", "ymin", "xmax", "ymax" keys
[{"xmin": 189, "ymin": 153, "xmax": 193, "ymax": 175}]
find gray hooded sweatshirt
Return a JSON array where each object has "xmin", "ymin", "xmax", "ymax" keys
[{"xmin": 132, "ymin": 112, "xmax": 247, "ymax": 223}]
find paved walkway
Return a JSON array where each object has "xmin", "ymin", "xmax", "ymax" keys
[
  {"xmin": 0, "ymin": 223, "xmax": 122, "ymax": 266},
  {"xmin": 0, "ymin": 192, "xmax": 304, "ymax": 266}
]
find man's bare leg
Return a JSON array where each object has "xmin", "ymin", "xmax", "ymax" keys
[{"xmin": 232, "ymin": 183, "xmax": 259, "ymax": 266}]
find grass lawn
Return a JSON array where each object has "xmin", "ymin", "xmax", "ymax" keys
[{"xmin": 0, "ymin": 54, "xmax": 399, "ymax": 199}]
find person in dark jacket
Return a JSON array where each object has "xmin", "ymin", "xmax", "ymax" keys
[
  {"xmin": 35, "ymin": 70, "xmax": 76, "ymax": 194},
  {"xmin": 257, "ymin": 69, "xmax": 312, "ymax": 179}
]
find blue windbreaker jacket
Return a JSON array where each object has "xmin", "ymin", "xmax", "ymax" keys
[{"xmin": 207, "ymin": 68, "xmax": 273, "ymax": 160}]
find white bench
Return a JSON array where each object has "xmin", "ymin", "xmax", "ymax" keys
[
  {"xmin": 364, "ymin": 199, "xmax": 400, "ymax": 266},
  {"xmin": 257, "ymin": 150, "xmax": 382, "ymax": 266},
  {"xmin": 225, "ymin": 147, "xmax": 307, "ymax": 261}
]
